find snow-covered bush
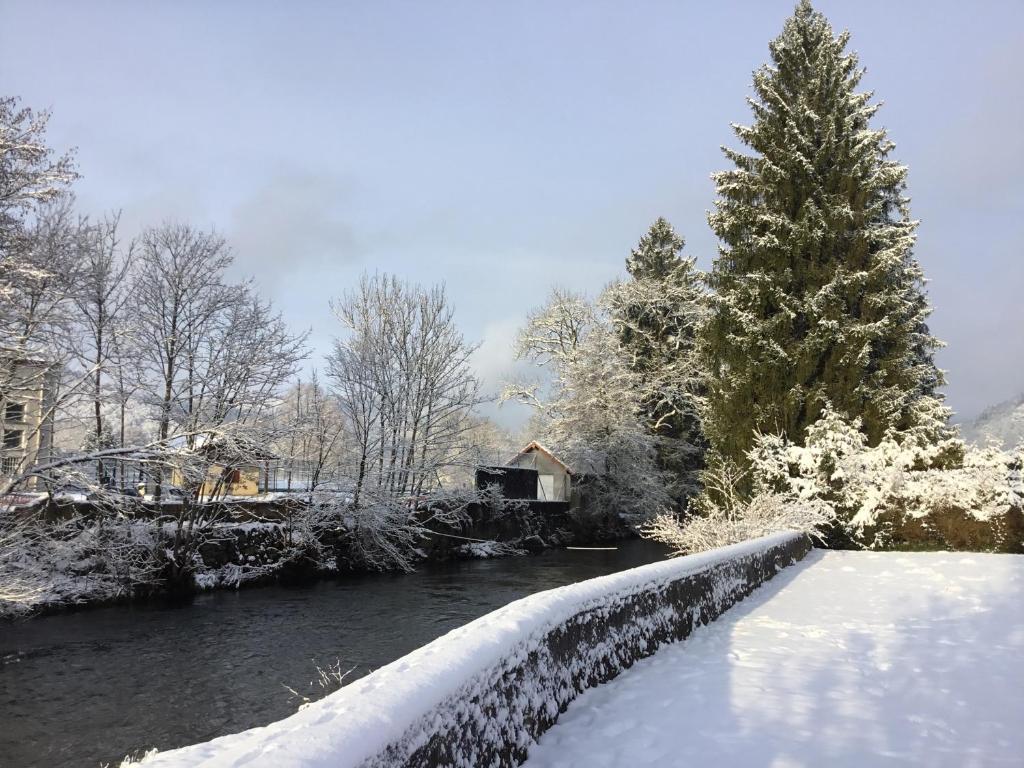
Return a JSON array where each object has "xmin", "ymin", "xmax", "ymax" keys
[
  {"xmin": 0, "ymin": 516, "xmax": 162, "ymax": 616},
  {"xmin": 283, "ymin": 659, "xmax": 358, "ymax": 712},
  {"xmin": 641, "ymin": 460, "xmax": 834, "ymax": 554},
  {"xmin": 642, "ymin": 493, "xmax": 833, "ymax": 555},
  {"xmin": 454, "ymin": 539, "xmax": 524, "ymax": 559},
  {"xmin": 747, "ymin": 405, "xmax": 1024, "ymax": 551},
  {"xmin": 644, "ymin": 402, "xmax": 1023, "ymax": 555}
]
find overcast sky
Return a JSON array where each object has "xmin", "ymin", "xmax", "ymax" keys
[{"xmin": 2, "ymin": 0, "xmax": 1021, "ymax": 430}]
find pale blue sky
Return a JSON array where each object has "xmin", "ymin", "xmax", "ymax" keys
[{"xmin": 2, "ymin": 0, "xmax": 1022, "ymax": 429}]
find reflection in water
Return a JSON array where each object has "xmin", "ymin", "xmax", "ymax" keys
[{"xmin": 0, "ymin": 539, "xmax": 668, "ymax": 768}]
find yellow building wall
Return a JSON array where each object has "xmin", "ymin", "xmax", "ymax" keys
[{"xmin": 170, "ymin": 465, "xmax": 261, "ymax": 497}]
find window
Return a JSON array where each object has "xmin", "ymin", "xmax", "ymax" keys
[
  {"xmin": 4, "ymin": 402, "xmax": 25, "ymax": 423},
  {"xmin": 0, "ymin": 456, "xmax": 19, "ymax": 476},
  {"xmin": 2, "ymin": 430, "xmax": 22, "ymax": 449},
  {"xmin": 227, "ymin": 469, "xmax": 242, "ymax": 485}
]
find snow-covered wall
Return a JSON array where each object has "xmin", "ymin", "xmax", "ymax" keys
[{"xmin": 140, "ymin": 532, "xmax": 811, "ymax": 768}]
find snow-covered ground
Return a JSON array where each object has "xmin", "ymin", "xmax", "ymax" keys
[{"xmin": 525, "ymin": 549, "xmax": 1024, "ymax": 768}]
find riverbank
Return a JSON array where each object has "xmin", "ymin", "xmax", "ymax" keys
[
  {"xmin": 0, "ymin": 522, "xmax": 523, "ymax": 619},
  {"xmin": 130, "ymin": 534, "xmax": 809, "ymax": 768},
  {"xmin": 1, "ymin": 500, "xmax": 635, "ymax": 619}
]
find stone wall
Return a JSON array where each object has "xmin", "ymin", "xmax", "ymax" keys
[
  {"xmin": 372, "ymin": 532, "xmax": 811, "ymax": 768},
  {"xmin": 141, "ymin": 532, "xmax": 812, "ymax": 768}
]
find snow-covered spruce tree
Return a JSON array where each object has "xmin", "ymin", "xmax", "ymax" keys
[
  {"xmin": 607, "ymin": 218, "xmax": 707, "ymax": 505},
  {"xmin": 702, "ymin": 1, "xmax": 948, "ymax": 469}
]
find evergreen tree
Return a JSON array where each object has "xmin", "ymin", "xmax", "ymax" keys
[
  {"xmin": 610, "ymin": 218, "xmax": 707, "ymax": 504},
  {"xmin": 625, "ymin": 217, "xmax": 687, "ymax": 280},
  {"xmin": 702, "ymin": 1, "xmax": 947, "ymax": 468}
]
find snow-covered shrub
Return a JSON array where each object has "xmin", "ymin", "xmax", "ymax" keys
[
  {"xmin": 642, "ymin": 493, "xmax": 833, "ymax": 556},
  {"xmin": 118, "ymin": 748, "xmax": 159, "ymax": 767},
  {"xmin": 0, "ymin": 520, "xmax": 46, "ymax": 614},
  {"xmin": 475, "ymin": 481, "xmax": 529, "ymax": 522},
  {"xmin": 0, "ymin": 516, "xmax": 162, "ymax": 616},
  {"xmin": 283, "ymin": 659, "xmax": 358, "ymax": 712},
  {"xmin": 454, "ymin": 540, "xmax": 524, "ymax": 559},
  {"xmin": 644, "ymin": 402, "xmax": 1023, "ymax": 555},
  {"xmin": 641, "ymin": 460, "xmax": 834, "ymax": 555},
  {"xmin": 747, "ymin": 405, "xmax": 1024, "ymax": 551}
]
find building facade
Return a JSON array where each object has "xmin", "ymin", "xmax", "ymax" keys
[
  {"xmin": 507, "ymin": 441, "xmax": 572, "ymax": 502},
  {"xmin": 0, "ymin": 359, "xmax": 57, "ymax": 487}
]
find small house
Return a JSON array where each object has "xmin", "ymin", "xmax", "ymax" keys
[
  {"xmin": 507, "ymin": 441, "xmax": 572, "ymax": 502},
  {"xmin": 169, "ymin": 435, "xmax": 277, "ymax": 499},
  {"xmin": 170, "ymin": 462, "xmax": 263, "ymax": 498},
  {"xmin": 474, "ymin": 465, "xmax": 539, "ymax": 500}
]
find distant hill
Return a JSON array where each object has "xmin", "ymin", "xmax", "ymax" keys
[{"xmin": 961, "ymin": 393, "xmax": 1024, "ymax": 449}]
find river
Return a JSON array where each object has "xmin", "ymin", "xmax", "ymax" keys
[{"xmin": 0, "ymin": 539, "xmax": 668, "ymax": 768}]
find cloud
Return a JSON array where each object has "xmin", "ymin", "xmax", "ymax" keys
[
  {"xmin": 471, "ymin": 317, "xmax": 538, "ymax": 432},
  {"xmin": 228, "ymin": 172, "xmax": 361, "ymax": 283},
  {"xmin": 471, "ymin": 317, "xmax": 522, "ymax": 394}
]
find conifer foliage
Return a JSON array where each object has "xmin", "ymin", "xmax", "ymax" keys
[
  {"xmin": 608, "ymin": 218, "xmax": 707, "ymax": 503},
  {"xmin": 702, "ymin": 0, "xmax": 947, "ymax": 468}
]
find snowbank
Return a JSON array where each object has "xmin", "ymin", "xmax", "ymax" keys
[
  {"xmin": 525, "ymin": 549, "xmax": 1024, "ymax": 767},
  {"xmin": 138, "ymin": 532, "xmax": 810, "ymax": 768}
]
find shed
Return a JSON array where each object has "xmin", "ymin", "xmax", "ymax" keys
[
  {"xmin": 475, "ymin": 465, "xmax": 538, "ymax": 500},
  {"xmin": 507, "ymin": 441, "xmax": 572, "ymax": 502},
  {"xmin": 169, "ymin": 435, "xmax": 277, "ymax": 498}
]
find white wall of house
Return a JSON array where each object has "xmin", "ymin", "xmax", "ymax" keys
[{"xmin": 509, "ymin": 448, "xmax": 570, "ymax": 501}]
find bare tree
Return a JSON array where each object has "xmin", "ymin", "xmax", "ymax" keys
[
  {"xmin": 283, "ymin": 372, "xmax": 345, "ymax": 497},
  {"xmin": 132, "ymin": 223, "xmax": 234, "ymax": 453},
  {"xmin": 504, "ymin": 287, "xmax": 671, "ymax": 524},
  {"xmin": 127, "ymin": 222, "xmax": 308, "ymax": 587},
  {"xmin": 2, "ymin": 197, "xmax": 82, "ymax": 356},
  {"xmin": 107, "ymin": 306, "xmax": 146, "ymax": 482},
  {"xmin": 330, "ymin": 274, "xmax": 483, "ymax": 501},
  {"xmin": 0, "ymin": 200, "xmax": 95, "ymax": 494},
  {"xmin": 326, "ymin": 274, "xmax": 484, "ymax": 569},
  {"xmin": 179, "ymin": 288, "xmax": 308, "ymax": 438},
  {"xmin": 501, "ymin": 287, "xmax": 593, "ymax": 408},
  {"xmin": 0, "ymin": 95, "xmax": 77, "ymax": 256},
  {"xmin": 1, "ymin": 97, "xmax": 79, "ymax": 414},
  {"xmin": 259, "ymin": 373, "xmax": 349, "ymax": 566},
  {"xmin": 70, "ymin": 212, "xmax": 134, "ymax": 484}
]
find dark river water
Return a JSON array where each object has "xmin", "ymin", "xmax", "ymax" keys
[{"xmin": 0, "ymin": 540, "xmax": 668, "ymax": 768}]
